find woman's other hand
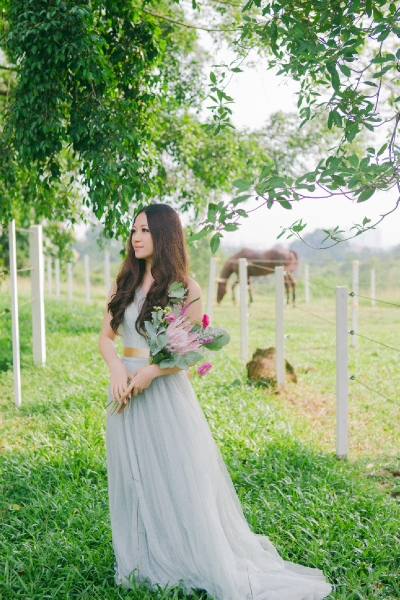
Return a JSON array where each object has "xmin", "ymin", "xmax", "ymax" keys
[
  {"xmin": 121, "ymin": 364, "xmax": 159, "ymax": 402},
  {"xmin": 109, "ymin": 358, "xmax": 133, "ymax": 405}
]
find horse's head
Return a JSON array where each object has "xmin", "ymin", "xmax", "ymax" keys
[{"xmin": 216, "ymin": 279, "xmax": 228, "ymax": 303}]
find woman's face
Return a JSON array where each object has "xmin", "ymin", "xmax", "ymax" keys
[{"xmin": 131, "ymin": 211, "xmax": 154, "ymax": 261}]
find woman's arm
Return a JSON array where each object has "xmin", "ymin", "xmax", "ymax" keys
[
  {"xmin": 98, "ymin": 280, "xmax": 133, "ymax": 402},
  {"xmin": 183, "ymin": 276, "xmax": 203, "ymax": 324},
  {"xmin": 98, "ymin": 280, "xmax": 118, "ymax": 366}
]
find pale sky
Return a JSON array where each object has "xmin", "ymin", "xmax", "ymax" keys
[{"xmin": 198, "ymin": 34, "xmax": 400, "ymax": 251}]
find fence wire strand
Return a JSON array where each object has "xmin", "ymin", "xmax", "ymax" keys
[
  {"xmin": 0, "ymin": 298, "xmax": 34, "ymax": 319},
  {"xmin": 349, "ymin": 291, "xmax": 400, "ymax": 308},
  {"xmin": 1, "ymin": 266, "xmax": 33, "ymax": 274},
  {"xmin": 296, "ymin": 305, "xmax": 336, "ymax": 327},
  {"xmin": 348, "ymin": 330, "xmax": 400, "ymax": 353},
  {"xmin": 247, "ymin": 262, "xmax": 280, "ymax": 273},
  {"xmin": 303, "ymin": 277, "xmax": 336, "ymax": 292},
  {"xmin": 303, "ymin": 276, "xmax": 400, "ymax": 308},
  {"xmin": 19, "ymin": 298, "xmax": 34, "ymax": 309},
  {"xmin": 350, "ymin": 376, "xmax": 400, "ymax": 407}
]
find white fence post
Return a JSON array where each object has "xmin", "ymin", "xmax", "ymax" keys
[
  {"xmin": 84, "ymin": 255, "xmax": 91, "ymax": 305},
  {"xmin": 29, "ymin": 225, "xmax": 46, "ymax": 366},
  {"xmin": 370, "ymin": 268, "xmax": 376, "ymax": 307},
  {"xmin": 47, "ymin": 257, "xmax": 52, "ymax": 296},
  {"xmin": 104, "ymin": 250, "xmax": 111, "ymax": 298},
  {"xmin": 239, "ymin": 258, "xmax": 248, "ymax": 361},
  {"xmin": 206, "ymin": 256, "xmax": 217, "ymax": 321},
  {"xmin": 275, "ymin": 266, "xmax": 285, "ymax": 387},
  {"xmin": 351, "ymin": 260, "xmax": 359, "ymax": 347},
  {"xmin": 304, "ymin": 264, "xmax": 310, "ymax": 304},
  {"xmin": 9, "ymin": 220, "xmax": 22, "ymax": 407},
  {"xmin": 336, "ymin": 286, "xmax": 348, "ymax": 459},
  {"xmin": 67, "ymin": 263, "xmax": 73, "ymax": 302},
  {"xmin": 55, "ymin": 258, "xmax": 60, "ymax": 299}
]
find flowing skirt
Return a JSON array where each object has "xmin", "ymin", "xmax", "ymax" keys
[{"xmin": 106, "ymin": 357, "xmax": 332, "ymax": 600}]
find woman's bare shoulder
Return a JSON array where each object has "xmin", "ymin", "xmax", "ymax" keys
[
  {"xmin": 186, "ymin": 276, "xmax": 202, "ymax": 297},
  {"xmin": 185, "ymin": 276, "xmax": 203, "ymax": 321}
]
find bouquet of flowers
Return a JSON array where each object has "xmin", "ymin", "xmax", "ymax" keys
[
  {"xmin": 144, "ymin": 281, "xmax": 230, "ymax": 375},
  {"xmin": 107, "ymin": 282, "xmax": 230, "ymax": 415}
]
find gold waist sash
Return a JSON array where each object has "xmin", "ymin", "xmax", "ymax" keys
[
  {"xmin": 123, "ymin": 347, "xmax": 193, "ymax": 378},
  {"xmin": 123, "ymin": 347, "xmax": 150, "ymax": 358}
]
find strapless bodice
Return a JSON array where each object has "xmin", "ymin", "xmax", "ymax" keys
[{"xmin": 118, "ymin": 286, "xmax": 148, "ymax": 348}]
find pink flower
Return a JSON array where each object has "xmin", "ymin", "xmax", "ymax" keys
[
  {"xmin": 202, "ymin": 314, "xmax": 210, "ymax": 328},
  {"xmin": 165, "ymin": 313, "xmax": 176, "ymax": 323},
  {"xmin": 165, "ymin": 316, "xmax": 202, "ymax": 354},
  {"xmin": 197, "ymin": 362, "xmax": 212, "ymax": 376}
]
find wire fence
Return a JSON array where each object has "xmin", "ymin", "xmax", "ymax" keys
[
  {"xmin": 348, "ymin": 330, "xmax": 400, "ymax": 353},
  {"xmin": 301, "ymin": 273, "xmax": 400, "ymax": 308},
  {"xmin": 303, "ymin": 277, "xmax": 400, "ymax": 411},
  {"xmin": 296, "ymin": 305, "xmax": 336, "ymax": 327},
  {"xmin": 302, "ymin": 276, "xmax": 337, "ymax": 293},
  {"xmin": 349, "ymin": 290, "xmax": 400, "ymax": 308},
  {"xmin": 350, "ymin": 376, "xmax": 400, "ymax": 407},
  {"xmin": 0, "ymin": 297, "xmax": 34, "ymax": 319},
  {"xmin": 1, "ymin": 266, "xmax": 33, "ymax": 276}
]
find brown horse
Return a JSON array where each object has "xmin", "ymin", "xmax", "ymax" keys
[{"xmin": 216, "ymin": 247, "xmax": 299, "ymax": 306}]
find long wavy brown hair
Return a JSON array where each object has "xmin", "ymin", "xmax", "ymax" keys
[{"xmin": 108, "ymin": 203, "xmax": 189, "ymax": 337}]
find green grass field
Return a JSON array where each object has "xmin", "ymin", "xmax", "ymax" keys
[{"xmin": 0, "ymin": 276, "xmax": 399, "ymax": 599}]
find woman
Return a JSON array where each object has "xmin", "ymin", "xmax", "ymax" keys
[{"xmin": 98, "ymin": 204, "xmax": 332, "ymax": 599}]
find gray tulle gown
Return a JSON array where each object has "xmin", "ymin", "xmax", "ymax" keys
[{"xmin": 106, "ymin": 286, "xmax": 332, "ymax": 599}]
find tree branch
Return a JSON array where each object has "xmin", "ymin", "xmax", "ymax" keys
[
  {"xmin": 138, "ymin": 7, "xmax": 237, "ymax": 33},
  {"xmin": 290, "ymin": 195, "xmax": 400, "ymax": 249},
  {"xmin": 209, "ymin": 0, "xmax": 243, "ymax": 6}
]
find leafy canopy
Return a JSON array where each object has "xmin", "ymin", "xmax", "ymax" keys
[
  {"xmin": 2, "ymin": 0, "xmax": 399, "ymax": 251},
  {"xmin": 191, "ymin": 0, "xmax": 400, "ymax": 250}
]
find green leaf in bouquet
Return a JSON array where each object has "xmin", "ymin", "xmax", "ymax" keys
[
  {"xmin": 168, "ymin": 281, "xmax": 186, "ymax": 302},
  {"xmin": 202, "ymin": 331, "xmax": 230, "ymax": 350},
  {"xmin": 151, "ymin": 311, "xmax": 163, "ymax": 327},
  {"xmin": 151, "ymin": 354, "xmax": 162, "ymax": 364},
  {"xmin": 152, "ymin": 349, "xmax": 172, "ymax": 364},
  {"xmin": 149, "ymin": 341, "xmax": 162, "ymax": 355},
  {"xmin": 175, "ymin": 354, "xmax": 191, "ymax": 369},
  {"xmin": 144, "ymin": 320, "xmax": 156, "ymax": 337},
  {"xmin": 190, "ymin": 323, "xmax": 202, "ymax": 333},
  {"xmin": 159, "ymin": 358, "xmax": 177, "ymax": 368},
  {"xmin": 156, "ymin": 333, "xmax": 168, "ymax": 348},
  {"xmin": 184, "ymin": 351, "xmax": 204, "ymax": 363}
]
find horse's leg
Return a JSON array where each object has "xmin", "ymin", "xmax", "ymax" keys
[
  {"xmin": 284, "ymin": 275, "xmax": 290, "ymax": 306},
  {"xmin": 286, "ymin": 274, "xmax": 296, "ymax": 307},
  {"xmin": 248, "ymin": 276, "xmax": 253, "ymax": 304},
  {"xmin": 292, "ymin": 276, "xmax": 296, "ymax": 307},
  {"xmin": 231, "ymin": 279, "xmax": 237, "ymax": 305}
]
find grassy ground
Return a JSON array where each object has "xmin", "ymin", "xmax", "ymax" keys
[{"xmin": 0, "ymin": 277, "xmax": 399, "ymax": 599}]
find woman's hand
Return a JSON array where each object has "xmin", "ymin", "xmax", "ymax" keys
[
  {"xmin": 121, "ymin": 364, "xmax": 159, "ymax": 403},
  {"xmin": 109, "ymin": 359, "xmax": 133, "ymax": 406}
]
